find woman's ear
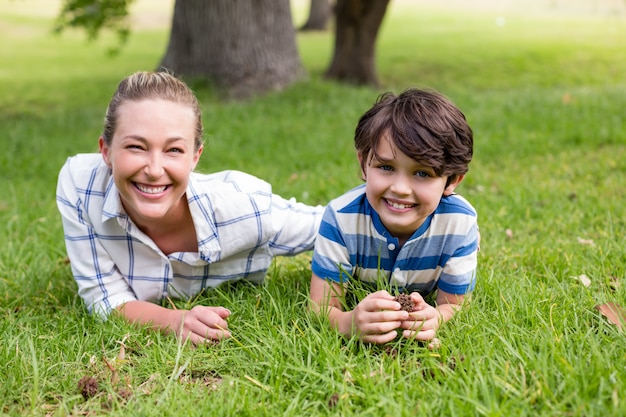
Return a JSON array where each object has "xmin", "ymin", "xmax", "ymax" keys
[
  {"xmin": 99, "ymin": 137, "xmax": 112, "ymax": 167},
  {"xmin": 192, "ymin": 145, "xmax": 203, "ymax": 171},
  {"xmin": 443, "ymin": 174, "xmax": 465, "ymax": 196}
]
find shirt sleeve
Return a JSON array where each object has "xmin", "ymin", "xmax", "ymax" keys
[
  {"xmin": 436, "ymin": 220, "xmax": 479, "ymax": 295},
  {"xmin": 310, "ymin": 205, "xmax": 353, "ymax": 283},
  {"xmin": 267, "ymin": 194, "xmax": 325, "ymax": 256},
  {"xmin": 56, "ymin": 159, "xmax": 138, "ymax": 317}
]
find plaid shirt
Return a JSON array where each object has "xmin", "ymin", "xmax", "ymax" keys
[{"xmin": 56, "ymin": 153, "xmax": 323, "ymax": 317}]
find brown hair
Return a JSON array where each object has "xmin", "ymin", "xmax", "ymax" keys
[
  {"xmin": 354, "ymin": 88, "xmax": 473, "ymax": 179},
  {"xmin": 101, "ymin": 70, "xmax": 204, "ymax": 151}
]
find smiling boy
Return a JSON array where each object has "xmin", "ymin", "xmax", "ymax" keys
[{"xmin": 309, "ymin": 88, "xmax": 479, "ymax": 344}]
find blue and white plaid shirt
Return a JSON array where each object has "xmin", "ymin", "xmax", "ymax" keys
[{"xmin": 56, "ymin": 153, "xmax": 324, "ymax": 317}]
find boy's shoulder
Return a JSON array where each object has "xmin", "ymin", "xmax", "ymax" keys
[
  {"xmin": 437, "ymin": 193, "xmax": 477, "ymax": 217},
  {"xmin": 328, "ymin": 184, "xmax": 367, "ymax": 212}
]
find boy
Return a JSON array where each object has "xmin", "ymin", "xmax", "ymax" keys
[{"xmin": 309, "ymin": 88, "xmax": 478, "ymax": 345}]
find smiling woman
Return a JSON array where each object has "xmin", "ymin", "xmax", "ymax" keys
[{"xmin": 55, "ymin": 70, "xmax": 324, "ymax": 345}]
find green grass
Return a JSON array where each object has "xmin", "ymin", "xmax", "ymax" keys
[{"xmin": 1, "ymin": 1, "xmax": 626, "ymax": 415}]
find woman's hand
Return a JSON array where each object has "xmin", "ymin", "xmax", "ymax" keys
[
  {"xmin": 174, "ymin": 306, "xmax": 231, "ymax": 345},
  {"xmin": 116, "ymin": 301, "xmax": 231, "ymax": 345}
]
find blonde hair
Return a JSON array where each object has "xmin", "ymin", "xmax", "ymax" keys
[{"xmin": 102, "ymin": 71, "xmax": 204, "ymax": 151}]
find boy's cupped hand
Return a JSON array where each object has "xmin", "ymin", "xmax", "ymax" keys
[
  {"xmin": 400, "ymin": 292, "xmax": 440, "ymax": 342},
  {"xmin": 352, "ymin": 290, "xmax": 409, "ymax": 344}
]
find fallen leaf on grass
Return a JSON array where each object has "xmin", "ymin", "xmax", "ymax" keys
[
  {"xmin": 577, "ymin": 237, "xmax": 595, "ymax": 246},
  {"xmin": 595, "ymin": 302, "xmax": 626, "ymax": 330},
  {"xmin": 577, "ymin": 274, "xmax": 591, "ymax": 287}
]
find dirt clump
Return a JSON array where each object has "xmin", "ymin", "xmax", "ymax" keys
[
  {"xmin": 78, "ymin": 376, "xmax": 99, "ymax": 399},
  {"xmin": 395, "ymin": 293, "xmax": 415, "ymax": 312}
]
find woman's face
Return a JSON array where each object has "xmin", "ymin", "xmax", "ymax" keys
[{"xmin": 99, "ymin": 99, "xmax": 202, "ymax": 227}]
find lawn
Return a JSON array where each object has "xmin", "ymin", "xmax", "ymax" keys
[{"xmin": 1, "ymin": 1, "xmax": 625, "ymax": 416}]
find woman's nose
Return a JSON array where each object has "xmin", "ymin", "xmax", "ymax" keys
[{"xmin": 144, "ymin": 153, "xmax": 165, "ymax": 179}]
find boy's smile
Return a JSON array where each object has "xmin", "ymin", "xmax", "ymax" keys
[{"xmin": 360, "ymin": 135, "xmax": 462, "ymax": 246}]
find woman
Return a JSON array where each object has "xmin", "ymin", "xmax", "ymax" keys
[{"xmin": 56, "ymin": 71, "xmax": 323, "ymax": 345}]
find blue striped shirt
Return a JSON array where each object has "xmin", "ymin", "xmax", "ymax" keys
[
  {"xmin": 56, "ymin": 153, "xmax": 324, "ymax": 317},
  {"xmin": 311, "ymin": 184, "xmax": 478, "ymax": 295}
]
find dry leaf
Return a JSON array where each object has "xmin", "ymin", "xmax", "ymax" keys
[
  {"xmin": 505, "ymin": 229, "xmax": 513, "ymax": 239},
  {"xmin": 595, "ymin": 302, "xmax": 626, "ymax": 330},
  {"xmin": 577, "ymin": 274, "xmax": 591, "ymax": 287},
  {"xmin": 577, "ymin": 237, "xmax": 595, "ymax": 246}
]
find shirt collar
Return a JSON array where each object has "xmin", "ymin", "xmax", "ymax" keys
[
  {"xmin": 102, "ymin": 176, "xmax": 125, "ymax": 221},
  {"xmin": 100, "ymin": 173, "xmax": 222, "ymax": 259},
  {"xmin": 187, "ymin": 174, "xmax": 222, "ymax": 259}
]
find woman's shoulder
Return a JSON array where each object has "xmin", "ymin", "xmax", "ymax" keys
[
  {"xmin": 191, "ymin": 170, "xmax": 273, "ymax": 195},
  {"xmin": 58, "ymin": 153, "xmax": 110, "ymax": 186}
]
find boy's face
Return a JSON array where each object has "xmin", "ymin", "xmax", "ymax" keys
[
  {"xmin": 359, "ymin": 136, "xmax": 463, "ymax": 244},
  {"xmin": 99, "ymin": 99, "xmax": 202, "ymax": 227}
]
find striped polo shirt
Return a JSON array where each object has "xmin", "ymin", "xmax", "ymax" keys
[{"xmin": 311, "ymin": 184, "xmax": 478, "ymax": 295}]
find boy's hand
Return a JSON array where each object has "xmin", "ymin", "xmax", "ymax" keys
[
  {"xmin": 399, "ymin": 292, "xmax": 440, "ymax": 341},
  {"xmin": 352, "ymin": 290, "xmax": 409, "ymax": 344}
]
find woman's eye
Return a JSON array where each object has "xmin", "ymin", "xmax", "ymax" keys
[{"xmin": 127, "ymin": 144, "xmax": 143, "ymax": 150}]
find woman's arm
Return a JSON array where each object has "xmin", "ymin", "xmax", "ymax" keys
[{"xmin": 116, "ymin": 301, "xmax": 231, "ymax": 344}]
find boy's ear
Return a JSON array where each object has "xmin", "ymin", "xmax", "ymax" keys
[
  {"xmin": 357, "ymin": 151, "xmax": 367, "ymax": 180},
  {"xmin": 443, "ymin": 174, "xmax": 465, "ymax": 196}
]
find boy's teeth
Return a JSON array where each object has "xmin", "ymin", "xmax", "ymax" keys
[
  {"xmin": 389, "ymin": 201, "xmax": 412, "ymax": 209},
  {"xmin": 137, "ymin": 184, "xmax": 166, "ymax": 194}
]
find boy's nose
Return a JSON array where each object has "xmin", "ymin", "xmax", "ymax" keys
[{"xmin": 390, "ymin": 174, "xmax": 411, "ymax": 195}]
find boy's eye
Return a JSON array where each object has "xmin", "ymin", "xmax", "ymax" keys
[
  {"xmin": 415, "ymin": 171, "xmax": 430, "ymax": 178},
  {"xmin": 168, "ymin": 148, "xmax": 184, "ymax": 153},
  {"xmin": 379, "ymin": 165, "xmax": 393, "ymax": 171}
]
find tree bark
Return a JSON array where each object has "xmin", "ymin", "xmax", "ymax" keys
[
  {"xmin": 160, "ymin": 0, "xmax": 305, "ymax": 99},
  {"xmin": 324, "ymin": 0, "xmax": 390, "ymax": 87},
  {"xmin": 300, "ymin": 0, "xmax": 333, "ymax": 31}
]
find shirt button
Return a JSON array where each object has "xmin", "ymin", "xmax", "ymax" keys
[{"xmin": 388, "ymin": 243, "xmax": 396, "ymax": 251}]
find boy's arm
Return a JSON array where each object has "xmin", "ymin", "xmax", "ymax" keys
[
  {"xmin": 434, "ymin": 289, "xmax": 467, "ymax": 322},
  {"xmin": 309, "ymin": 273, "xmax": 353, "ymax": 336}
]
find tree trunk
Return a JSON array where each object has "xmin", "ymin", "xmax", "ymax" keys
[
  {"xmin": 324, "ymin": 0, "xmax": 390, "ymax": 87},
  {"xmin": 300, "ymin": 0, "xmax": 333, "ymax": 31},
  {"xmin": 160, "ymin": 0, "xmax": 305, "ymax": 99}
]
